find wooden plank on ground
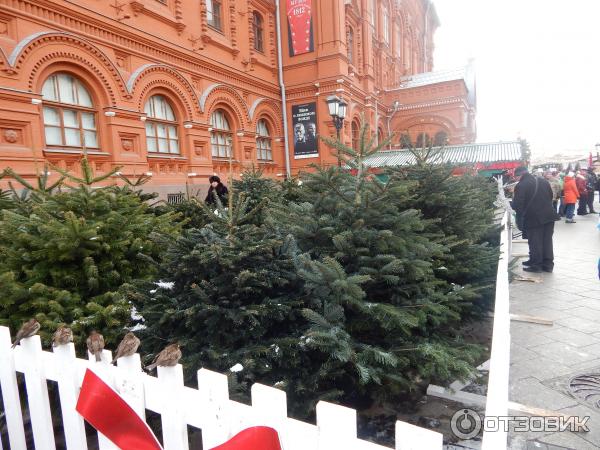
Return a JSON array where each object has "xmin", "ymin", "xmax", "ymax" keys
[{"xmin": 510, "ymin": 314, "xmax": 553, "ymax": 326}]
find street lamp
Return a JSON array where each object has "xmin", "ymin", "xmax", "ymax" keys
[
  {"xmin": 326, "ymin": 95, "xmax": 347, "ymax": 166},
  {"xmin": 596, "ymin": 143, "xmax": 600, "ymax": 161}
]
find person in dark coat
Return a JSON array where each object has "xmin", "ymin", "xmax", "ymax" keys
[
  {"xmin": 585, "ymin": 168, "xmax": 597, "ymax": 213},
  {"xmin": 512, "ymin": 166, "xmax": 557, "ymax": 273},
  {"xmin": 204, "ymin": 175, "xmax": 228, "ymax": 206}
]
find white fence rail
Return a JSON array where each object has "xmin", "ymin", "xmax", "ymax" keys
[
  {"xmin": 481, "ymin": 210, "xmax": 512, "ymax": 450},
  {"xmin": 0, "ymin": 325, "xmax": 443, "ymax": 450}
]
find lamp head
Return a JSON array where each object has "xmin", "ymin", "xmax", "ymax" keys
[{"xmin": 326, "ymin": 95, "xmax": 340, "ymax": 117}]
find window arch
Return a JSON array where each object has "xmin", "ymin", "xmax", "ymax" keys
[
  {"xmin": 347, "ymin": 27, "xmax": 354, "ymax": 64},
  {"xmin": 211, "ymin": 109, "xmax": 232, "ymax": 158},
  {"xmin": 256, "ymin": 119, "xmax": 272, "ymax": 161},
  {"xmin": 144, "ymin": 95, "xmax": 179, "ymax": 154},
  {"xmin": 382, "ymin": 5, "xmax": 389, "ymax": 44},
  {"xmin": 351, "ymin": 120, "xmax": 360, "ymax": 150},
  {"xmin": 416, "ymin": 132, "xmax": 431, "ymax": 148},
  {"xmin": 253, "ymin": 11, "xmax": 264, "ymax": 52},
  {"xmin": 434, "ymin": 131, "xmax": 448, "ymax": 147},
  {"xmin": 41, "ymin": 73, "xmax": 98, "ymax": 149},
  {"xmin": 206, "ymin": 0, "xmax": 222, "ymax": 30}
]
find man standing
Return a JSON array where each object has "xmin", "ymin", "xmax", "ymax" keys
[
  {"xmin": 513, "ymin": 166, "xmax": 557, "ymax": 273},
  {"xmin": 585, "ymin": 168, "xmax": 597, "ymax": 213}
]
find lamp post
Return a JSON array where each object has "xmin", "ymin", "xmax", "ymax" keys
[
  {"xmin": 596, "ymin": 143, "xmax": 600, "ymax": 163},
  {"xmin": 326, "ymin": 95, "xmax": 347, "ymax": 166}
]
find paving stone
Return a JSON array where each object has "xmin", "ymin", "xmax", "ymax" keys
[
  {"xmin": 510, "ymin": 357, "xmax": 576, "ymax": 383},
  {"xmin": 536, "ymin": 432, "xmax": 597, "ymax": 450},
  {"xmin": 510, "ymin": 378, "xmax": 578, "ymax": 411},
  {"xmin": 568, "ymin": 307, "xmax": 600, "ymax": 322},
  {"xmin": 553, "ymin": 316, "xmax": 600, "ymax": 334},
  {"xmin": 521, "ymin": 308, "xmax": 569, "ymax": 321},
  {"xmin": 572, "ymin": 298, "xmax": 600, "ymax": 311},
  {"xmin": 512, "ymin": 329, "xmax": 557, "ymax": 348},
  {"xmin": 528, "ymin": 342, "xmax": 598, "ymax": 366},
  {"xmin": 540, "ymin": 327, "xmax": 600, "ymax": 348},
  {"xmin": 556, "ymin": 404, "xmax": 600, "ymax": 447},
  {"xmin": 512, "ymin": 343, "xmax": 542, "ymax": 362},
  {"xmin": 577, "ymin": 290, "xmax": 600, "ymax": 301}
]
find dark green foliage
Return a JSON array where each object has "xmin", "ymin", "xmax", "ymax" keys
[
  {"xmin": 386, "ymin": 147, "xmax": 500, "ymax": 313},
  {"xmin": 133, "ymin": 121, "xmax": 490, "ymax": 419},
  {"xmin": 0, "ymin": 159, "xmax": 181, "ymax": 347}
]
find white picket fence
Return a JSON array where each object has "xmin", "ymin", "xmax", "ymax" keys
[{"xmin": 0, "ymin": 326, "xmax": 443, "ymax": 450}]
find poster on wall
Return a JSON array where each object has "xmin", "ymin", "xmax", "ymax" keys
[
  {"xmin": 292, "ymin": 103, "xmax": 318, "ymax": 159},
  {"xmin": 287, "ymin": 0, "xmax": 314, "ymax": 56}
]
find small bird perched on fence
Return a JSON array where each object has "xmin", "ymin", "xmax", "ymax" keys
[
  {"xmin": 12, "ymin": 319, "xmax": 41, "ymax": 348},
  {"xmin": 111, "ymin": 332, "xmax": 141, "ymax": 364},
  {"xmin": 86, "ymin": 331, "xmax": 105, "ymax": 362},
  {"xmin": 52, "ymin": 325, "xmax": 73, "ymax": 347},
  {"xmin": 145, "ymin": 343, "xmax": 181, "ymax": 371}
]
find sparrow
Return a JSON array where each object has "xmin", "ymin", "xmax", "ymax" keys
[
  {"xmin": 111, "ymin": 332, "xmax": 141, "ymax": 364},
  {"xmin": 86, "ymin": 331, "xmax": 105, "ymax": 362},
  {"xmin": 145, "ymin": 343, "xmax": 181, "ymax": 371},
  {"xmin": 12, "ymin": 319, "xmax": 41, "ymax": 348},
  {"xmin": 52, "ymin": 325, "xmax": 73, "ymax": 347}
]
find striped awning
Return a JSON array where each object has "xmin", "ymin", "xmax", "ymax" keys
[{"xmin": 363, "ymin": 141, "xmax": 524, "ymax": 168}]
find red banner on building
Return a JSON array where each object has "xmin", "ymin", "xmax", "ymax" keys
[{"xmin": 287, "ymin": 0, "xmax": 314, "ymax": 56}]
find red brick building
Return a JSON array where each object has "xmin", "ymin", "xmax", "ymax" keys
[{"xmin": 0, "ymin": 0, "xmax": 476, "ymax": 196}]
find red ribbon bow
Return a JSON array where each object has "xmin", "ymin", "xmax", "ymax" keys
[{"xmin": 76, "ymin": 369, "xmax": 282, "ymax": 450}]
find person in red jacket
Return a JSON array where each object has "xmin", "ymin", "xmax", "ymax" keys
[
  {"xmin": 576, "ymin": 170, "xmax": 588, "ymax": 215},
  {"xmin": 563, "ymin": 171, "xmax": 579, "ymax": 223}
]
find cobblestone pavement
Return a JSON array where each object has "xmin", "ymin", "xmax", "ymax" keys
[{"xmin": 508, "ymin": 210, "xmax": 600, "ymax": 450}]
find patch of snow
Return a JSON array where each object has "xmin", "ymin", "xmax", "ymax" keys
[
  {"xmin": 230, "ymin": 363, "xmax": 244, "ymax": 373},
  {"xmin": 129, "ymin": 323, "xmax": 147, "ymax": 332},
  {"xmin": 130, "ymin": 305, "xmax": 144, "ymax": 321},
  {"xmin": 149, "ymin": 289, "xmax": 157, "ymax": 294},
  {"xmin": 156, "ymin": 281, "xmax": 175, "ymax": 290},
  {"xmin": 90, "ymin": 236, "xmax": 99, "ymax": 241}
]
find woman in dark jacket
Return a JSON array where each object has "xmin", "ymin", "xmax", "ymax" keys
[{"xmin": 204, "ymin": 175, "xmax": 228, "ymax": 205}]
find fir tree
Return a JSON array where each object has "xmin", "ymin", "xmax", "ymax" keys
[
  {"xmin": 0, "ymin": 158, "xmax": 180, "ymax": 347},
  {"xmin": 268, "ymin": 121, "xmax": 482, "ymax": 408}
]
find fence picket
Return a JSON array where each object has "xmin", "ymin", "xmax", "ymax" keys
[
  {"xmin": 0, "ymin": 327, "xmax": 27, "ymax": 450},
  {"xmin": 197, "ymin": 368, "xmax": 231, "ymax": 448},
  {"xmin": 116, "ymin": 353, "xmax": 146, "ymax": 420},
  {"xmin": 20, "ymin": 335, "xmax": 57, "ymax": 450},
  {"xmin": 89, "ymin": 350, "xmax": 120, "ymax": 450},
  {"xmin": 157, "ymin": 364, "xmax": 189, "ymax": 450},
  {"xmin": 395, "ymin": 420, "xmax": 443, "ymax": 450},
  {"xmin": 316, "ymin": 401, "xmax": 357, "ymax": 449},
  {"xmin": 53, "ymin": 343, "xmax": 89, "ymax": 450},
  {"xmin": 0, "ymin": 326, "xmax": 446, "ymax": 450}
]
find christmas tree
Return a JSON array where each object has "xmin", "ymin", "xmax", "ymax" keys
[{"xmin": 0, "ymin": 159, "xmax": 180, "ymax": 347}]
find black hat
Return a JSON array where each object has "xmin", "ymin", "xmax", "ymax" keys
[
  {"xmin": 209, "ymin": 175, "xmax": 221, "ymax": 183},
  {"xmin": 514, "ymin": 166, "xmax": 528, "ymax": 177}
]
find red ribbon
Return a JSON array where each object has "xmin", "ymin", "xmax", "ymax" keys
[
  {"xmin": 76, "ymin": 369, "xmax": 162, "ymax": 450},
  {"xmin": 76, "ymin": 368, "xmax": 282, "ymax": 450},
  {"xmin": 211, "ymin": 427, "xmax": 282, "ymax": 450}
]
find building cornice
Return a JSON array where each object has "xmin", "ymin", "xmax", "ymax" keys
[{"xmin": 0, "ymin": 0, "xmax": 281, "ymax": 98}]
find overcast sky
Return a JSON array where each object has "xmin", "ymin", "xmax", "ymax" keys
[{"xmin": 432, "ymin": 0, "xmax": 600, "ymax": 157}]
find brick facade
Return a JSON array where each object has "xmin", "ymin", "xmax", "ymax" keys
[{"xmin": 0, "ymin": 0, "xmax": 476, "ymax": 196}]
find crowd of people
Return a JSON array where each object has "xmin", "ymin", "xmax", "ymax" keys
[{"xmin": 510, "ymin": 165, "xmax": 599, "ymax": 274}]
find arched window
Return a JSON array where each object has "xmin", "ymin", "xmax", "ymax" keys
[
  {"xmin": 351, "ymin": 120, "xmax": 360, "ymax": 150},
  {"xmin": 211, "ymin": 109, "xmax": 232, "ymax": 158},
  {"xmin": 416, "ymin": 132, "xmax": 431, "ymax": 148},
  {"xmin": 434, "ymin": 131, "xmax": 448, "ymax": 146},
  {"xmin": 370, "ymin": 0, "xmax": 376, "ymax": 27},
  {"xmin": 41, "ymin": 73, "xmax": 98, "ymax": 149},
  {"xmin": 347, "ymin": 28, "xmax": 354, "ymax": 64},
  {"xmin": 144, "ymin": 95, "xmax": 179, "ymax": 154},
  {"xmin": 377, "ymin": 128, "xmax": 384, "ymax": 145},
  {"xmin": 256, "ymin": 119, "xmax": 272, "ymax": 160},
  {"xmin": 206, "ymin": 0, "xmax": 222, "ymax": 30},
  {"xmin": 253, "ymin": 12, "xmax": 264, "ymax": 52},
  {"xmin": 399, "ymin": 133, "xmax": 411, "ymax": 148},
  {"xmin": 382, "ymin": 6, "xmax": 389, "ymax": 44}
]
